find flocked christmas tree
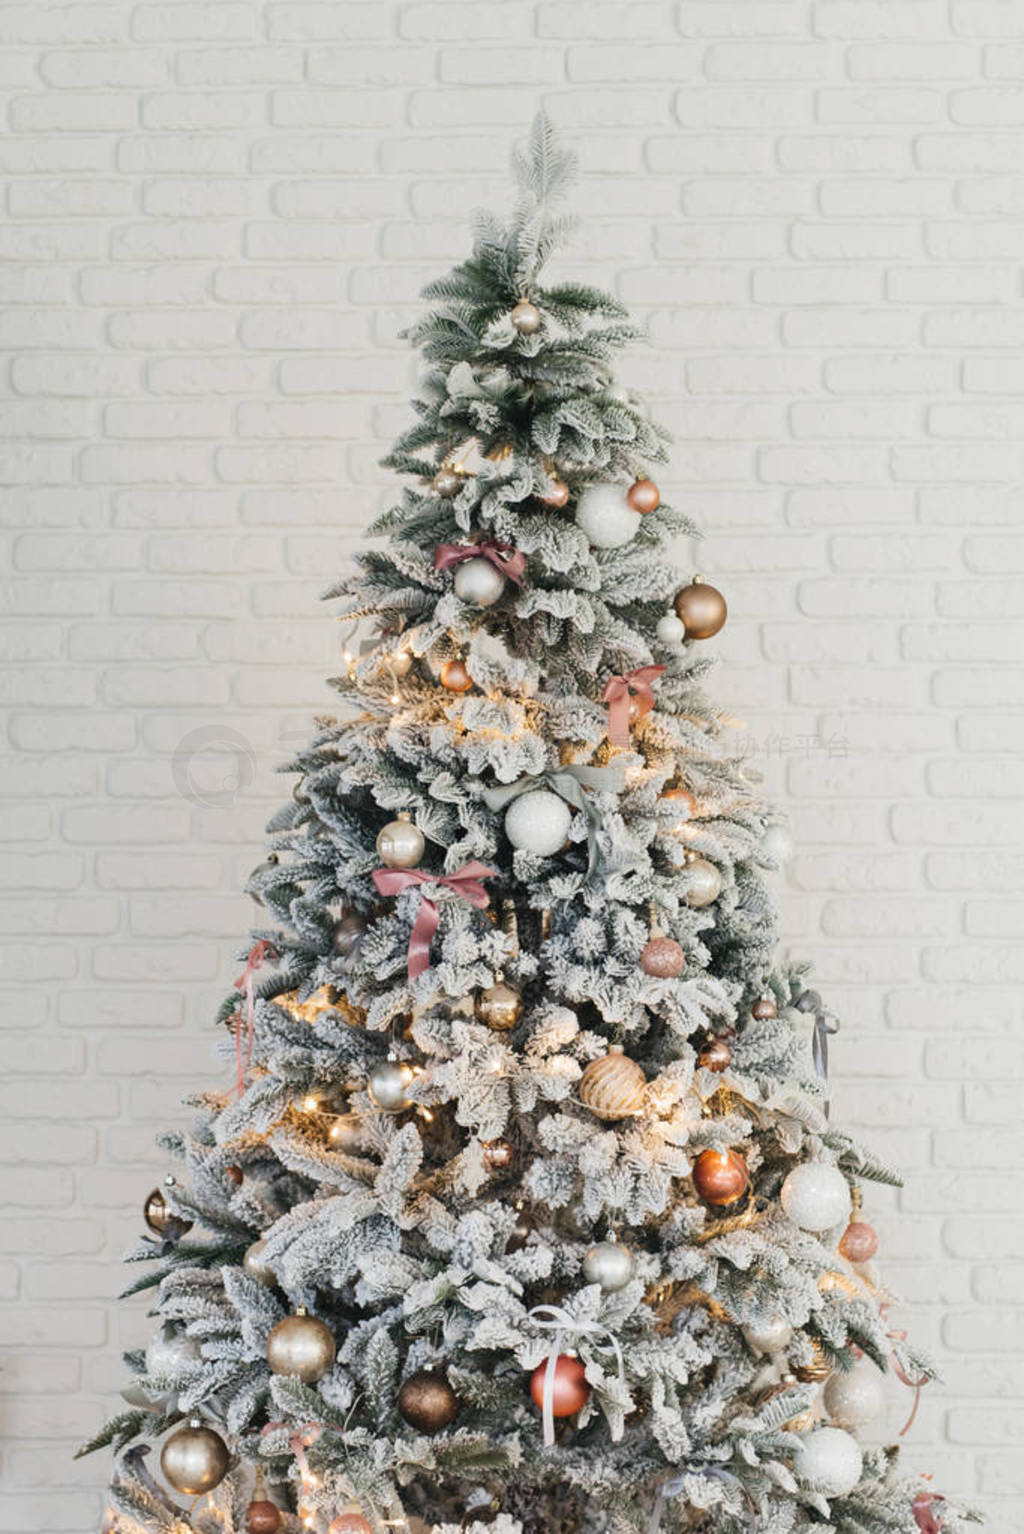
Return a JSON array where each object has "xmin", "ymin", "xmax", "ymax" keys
[{"xmin": 84, "ymin": 118, "xmax": 977, "ymax": 1534}]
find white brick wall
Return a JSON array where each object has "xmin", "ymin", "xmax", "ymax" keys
[{"xmin": 1, "ymin": 3, "xmax": 1022, "ymax": 1530}]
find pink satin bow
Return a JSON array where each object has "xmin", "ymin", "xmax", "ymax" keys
[
  {"xmin": 913, "ymin": 1489, "xmax": 944, "ymax": 1533},
  {"xmin": 876, "ymin": 1311, "xmax": 930, "ymax": 1436},
  {"xmin": 233, "ymin": 939, "xmax": 276, "ymax": 1096},
  {"xmin": 433, "ymin": 538, "xmax": 526, "ymax": 586},
  {"xmin": 602, "ymin": 665, "xmax": 666, "ymax": 746},
  {"xmin": 372, "ymin": 861, "xmax": 497, "ymax": 979}
]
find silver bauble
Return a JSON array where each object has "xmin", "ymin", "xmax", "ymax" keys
[
  {"xmin": 742, "ymin": 1315, "xmax": 793, "ymax": 1355},
  {"xmin": 453, "ymin": 556, "xmax": 506, "ymax": 608},
  {"xmin": 146, "ymin": 1326, "xmax": 201, "ymax": 1380},
  {"xmin": 574, "ymin": 483, "xmax": 642, "ymax": 549},
  {"xmin": 160, "ymin": 1420, "xmax": 230, "ymax": 1496},
  {"xmin": 582, "ymin": 1240, "xmax": 635, "ymax": 1293},
  {"xmin": 781, "ymin": 1162, "xmax": 851, "ymax": 1233},
  {"xmin": 823, "ymin": 1358, "xmax": 886, "ymax": 1430},
  {"xmin": 504, "ymin": 788, "xmax": 572, "ymax": 856},
  {"xmin": 332, "ymin": 911, "xmax": 366, "ymax": 958},
  {"xmin": 266, "ymin": 1310, "xmax": 336, "ymax": 1383},
  {"xmin": 243, "ymin": 1237, "xmax": 277, "ymax": 1287},
  {"xmin": 375, "ymin": 812, "xmax": 424, "ymax": 869},
  {"xmin": 684, "ymin": 856, "xmax": 722, "ymax": 908},
  {"xmin": 510, "ymin": 299, "xmax": 541, "ymax": 334},
  {"xmin": 656, "ymin": 612, "xmax": 686, "ymax": 646},
  {"xmin": 368, "ymin": 1059, "xmax": 413, "ymax": 1112},
  {"xmin": 328, "ymin": 1113, "xmax": 365, "ymax": 1151}
]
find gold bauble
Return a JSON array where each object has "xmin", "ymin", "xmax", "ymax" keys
[
  {"xmin": 510, "ymin": 299, "xmax": 541, "ymax": 334},
  {"xmin": 579, "ymin": 1046, "xmax": 645, "ymax": 1121},
  {"xmin": 474, "ymin": 979, "xmax": 523, "ymax": 1030},
  {"xmin": 144, "ymin": 1187, "xmax": 192, "ymax": 1237},
  {"xmin": 160, "ymin": 1420, "xmax": 230, "ymax": 1496},
  {"xmin": 266, "ymin": 1310, "xmax": 336, "ymax": 1383},
  {"xmin": 375, "ymin": 811, "xmax": 424, "ymax": 869},
  {"xmin": 440, "ymin": 658, "xmax": 473, "ymax": 692},
  {"xmin": 673, "ymin": 576, "xmax": 727, "ymax": 640}
]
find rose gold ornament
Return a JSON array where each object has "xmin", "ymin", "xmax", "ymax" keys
[
  {"xmin": 673, "ymin": 576, "xmax": 727, "ymax": 640},
  {"xmin": 225, "ymin": 1165, "xmax": 243, "ymax": 1186},
  {"xmin": 246, "ymin": 1500, "xmax": 282, "ymax": 1534},
  {"xmin": 698, "ymin": 1038, "xmax": 732, "ymax": 1073},
  {"xmin": 661, "ymin": 784, "xmax": 696, "ymax": 816},
  {"xmin": 482, "ymin": 1138, "xmax": 515, "ymax": 1172},
  {"xmin": 640, "ymin": 936, "xmax": 684, "ymax": 978},
  {"xmin": 751, "ymin": 996, "xmax": 777, "ymax": 1020},
  {"xmin": 627, "ymin": 478, "xmax": 660, "ymax": 514},
  {"xmin": 440, "ymin": 658, "xmax": 473, "ymax": 693},
  {"xmin": 529, "ymin": 1354, "xmax": 589, "ymax": 1417},
  {"xmin": 328, "ymin": 1513, "xmax": 373, "ymax": 1534},
  {"xmin": 692, "ymin": 1148, "xmax": 749, "ymax": 1207},
  {"xmin": 539, "ymin": 477, "xmax": 570, "ymax": 508},
  {"xmin": 839, "ymin": 1219, "xmax": 879, "ymax": 1264},
  {"xmin": 579, "ymin": 1046, "xmax": 646, "ymax": 1121}
]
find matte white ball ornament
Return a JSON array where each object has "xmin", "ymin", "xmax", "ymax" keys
[
  {"xmin": 146, "ymin": 1326, "xmax": 201, "ymax": 1379},
  {"xmin": 823, "ymin": 1358, "xmax": 886, "ymax": 1431},
  {"xmin": 794, "ymin": 1426, "xmax": 863, "ymax": 1498},
  {"xmin": 762, "ymin": 823, "xmax": 794, "ymax": 864},
  {"xmin": 504, "ymin": 788, "xmax": 572, "ymax": 856},
  {"xmin": 742, "ymin": 1315, "xmax": 793, "ymax": 1356},
  {"xmin": 574, "ymin": 483, "xmax": 643, "ymax": 549},
  {"xmin": 781, "ymin": 1162, "xmax": 852, "ymax": 1233},
  {"xmin": 656, "ymin": 613, "xmax": 686, "ymax": 646},
  {"xmin": 453, "ymin": 557, "xmax": 506, "ymax": 608}
]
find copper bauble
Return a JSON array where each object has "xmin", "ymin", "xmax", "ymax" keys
[
  {"xmin": 751, "ymin": 995, "xmax": 777, "ymax": 1020},
  {"xmin": 673, "ymin": 577, "xmax": 727, "ymax": 640},
  {"xmin": 839, "ymin": 1219, "xmax": 879, "ymax": 1264},
  {"xmin": 507, "ymin": 1208, "xmax": 531, "ymax": 1251},
  {"xmin": 144, "ymin": 1187, "xmax": 192, "ymax": 1237},
  {"xmin": 328, "ymin": 1513, "xmax": 373, "ymax": 1534},
  {"xmin": 661, "ymin": 784, "xmax": 696, "ymax": 816},
  {"xmin": 640, "ymin": 936, "xmax": 684, "ymax": 978},
  {"xmin": 225, "ymin": 1164, "xmax": 243, "ymax": 1186},
  {"xmin": 626, "ymin": 478, "xmax": 660, "ymax": 514},
  {"xmin": 397, "ymin": 1369, "xmax": 459, "ymax": 1433},
  {"xmin": 160, "ymin": 1421, "xmax": 230, "ymax": 1496},
  {"xmin": 332, "ymin": 912, "xmax": 366, "ymax": 958},
  {"xmin": 692, "ymin": 1148, "xmax": 749, "ymax": 1207},
  {"xmin": 539, "ymin": 477, "xmax": 569, "ymax": 508},
  {"xmin": 375, "ymin": 811, "xmax": 424, "ymax": 869},
  {"xmin": 793, "ymin": 1340, "xmax": 832, "ymax": 1384},
  {"xmin": 440, "ymin": 658, "xmax": 473, "ymax": 693},
  {"xmin": 246, "ymin": 1500, "xmax": 282, "ymax": 1534},
  {"xmin": 266, "ymin": 1310, "xmax": 336, "ymax": 1383},
  {"xmin": 529, "ymin": 1354, "xmax": 589, "ymax": 1417},
  {"xmin": 482, "ymin": 1138, "xmax": 515, "ymax": 1172},
  {"xmin": 475, "ymin": 979, "xmax": 523, "ymax": 1030},
  {"xmin": 698, "ymin": 1038, "xmax": 732, "ymax": 1073},
  {"xmin": 579, "ymin": 1047, "xmax": 646, "ymax": 1121},
  {"xmin": 511, "ymin": 298, "xmax": 541, "ymax": 334}
]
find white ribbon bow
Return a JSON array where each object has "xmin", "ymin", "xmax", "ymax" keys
[{"xmin": 527, "ymin": 1303, "xmax": 626, "ymax": 1448}]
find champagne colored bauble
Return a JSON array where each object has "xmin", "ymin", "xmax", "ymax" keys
[
  {"xmin": 453, "ymin": 556, "xmax": 506, "ymax": 608},
  {"xmin": 824, "ymin": 1358, "xmax": 886, "ymax": 1430},
  {"xmin": 246, "ymin": 1500, "xmax": 282, "ymax": 1534},
  {"xmin": 388, "ymin": 647, "xmax": 413, "ymax": 678},
  {"xmin": 794, "ymin": 1426, "xmax": 863, "ymax": 1498},
  {"xmin": 751, "ymin": 995, "xmax": 777, "ymax": 1020},
  {"xmin": 376, "ymin": 812, "xmax": 424, "ymax": 869},
  {"xmin": 574, "ymin": 483, "xmax": 642, "ymax": 549},
  {"xmin": 504, "ymin": 788, "xmax": 572, "ymax": 856},
  {"xmin": 673, "ymin": 577, "xmax": 727, "ymax": 640},
  {"xmin": 582, "ymin": 1239, "xmax": 635, "ymax": 1292},
  {"xmin": 146, "ymin": 1326, "xmax": 201, "ymax": 1379},
  {"xmin": 698, "ymin": 1038, "xmax": 732, "ymax": 1073},
  {"xmin": 332, "ymin": 912, "xmax": 366, "ymax": 958},
  {"xmin": 742, "ymin": 1315, "xmax": 793, "ymax": 1355},
  {"xmin": 328, "ymin": 1113, "xmax": 364, "ymax": 1151},
  {"xmin": 539, "ymin": 477, "xmax": 569, "ymax": 508},
  {"xmin": 266, "ymin": 1311, "xmax": 336, "ymax": 1383},
  {"xmin": 683, "ymin": 855, "xmax": 722, "ymax": 908},
  {"xmin": 397, "ymin": 1369, "xmax": 459, "ymax": 1433},
  {"xmin": 432, "ymin": 468, "xmax": 461, "ymax": 497},
  {"xmin": 144, "ymin": 1187, "xmax": 192, "ymax": 1237},
  {"xmin": 440, "ymin": 658, "xmax": 474, "ymax": 693},
  {"xmin": 475, "ymin": 980, "xmax": 523, "ymax": 1030},
  {"xmin": 640, "ymin": 936, "xmax": 684, "ymax": 978},
  {"xmin": 529, "ymin": 1354, "xmax": 590, "ymax": 1417},
  {"xmin": 368, "ymin": 1059, "xmax": 414, "ymax": 1112},
  {"xmin": 627, "ymin": 478, "xmax": 660, "ymax": 514},
  {"xmin": 329, "ymin": 1515, "xmax": 373, "ymax": 1534},
  {"xmin": 160, "ymin": 1421, "xmax": 230, "ymax": 1496},
  {"xmin": 839, "ymin": 1220, "xmax": 878, "ymax": 1263},
  {"xmin": 482, "ymin": 1138, "xmax": 515, "ymax": 1172},
  {"xmin": 579, "ymin": 1047, "xmax": 646, "ymax": 1122},
  {"xmin": 781, "ymin": 1163, "xmax": 851, "ymax": 1233},
  {"xmin": 511, "ymin": 299, "xmax": 542, "ymax": 334},
  {"xmin": 662, "ymin": 784, "xmax": 696, "ymax": 816},
  {"xmin": 243, "ymin": 1237, "xmax": 276, "ymax": 1287},
  {"xmin": 692, "ymin": 1148, "xmax": 749, "ymax": 1207},
  {"xmin": 656, "ymin": 612, "xmax": 686, "ymax": 646}
]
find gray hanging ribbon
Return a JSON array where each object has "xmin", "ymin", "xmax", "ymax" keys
[
  {"xmin": 482, "ymin": 763, "xmax": 626, "ymax": 877},
  {"xmin": 651, "ymin": 1466, "xmax": 758, "ymax": 1534},
  {"xmin": 796, "ymin": 988, "xmax": 839, "ymax": 1118}
]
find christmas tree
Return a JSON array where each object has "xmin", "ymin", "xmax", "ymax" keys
[{"xmin": 84, "ymin": 118, "xmax": 975, "ymax": 1534}]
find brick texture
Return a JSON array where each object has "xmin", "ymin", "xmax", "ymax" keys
[{"xmin": 1, "ymin": 3, "xmax": 1022, "ymax": 1530}]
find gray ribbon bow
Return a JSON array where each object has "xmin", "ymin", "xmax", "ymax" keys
[
  {"xmin": 483, "ymin": 763, "xmax": 626, "ymax": 877},
  {"xmin": 796, "ymin": 988, "xmax": 840, "ymax": 1118},
  {"xmin": 651, "ymin": 1466, "xmax": 757, "ymax": 1534}
]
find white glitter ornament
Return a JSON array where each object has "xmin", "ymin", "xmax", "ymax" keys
[
  {"xmin": 504, "ymin": 788, "xmax": 571, "ymax": 856},
  {"xmin": 794, "ymin": 1426, "xmax": 863, "ymax": 1498},
  {"xmin": 762, "ymin": 823, "xmax": 794, "ymax": 864},
  {"xmin": 781, "ymin": 1162, "xmax": 851, "ymax": 1233},
  {"xmin": 656, "ymin": 613, "xmax": 686, "ymax": 646},
  {"xmin": 823, "ymin": 1358, "xmax": 886, "ymax": 1431},
  {"xmin": 146, "ymin": 1326, "xmax": 201, "ymax": 1380},
  {"xmin": 574, "ymin": 484, "xmax": 642, "ymax": 549}
]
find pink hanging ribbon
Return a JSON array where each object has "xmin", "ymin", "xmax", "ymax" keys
[
  {"xmin": 876, "ymin": 1311, "xmax": 930, "ymax": 1436},
  {"xmin": 371, "ymin": 862, "xmax": 497, "ymax": 979},
  {"xmin": 261, "ymin": 1420, "xmax": 323, "ymax": 1480},
  {"xmin": 602, "ymin": 665, "xmax": 666, "ymax": 746},
  {"xmin": 913, "ymin": 1489, "xmax": 945, "ymax": 1533},
  {"xmin": 433, "ymin": 538, "xmax": 526, "ymax": 586},
  {"xmin": 233, "ymin": 939, "xmax": 276, "ymax": 1097}
]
